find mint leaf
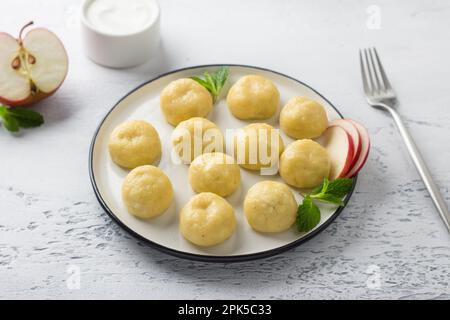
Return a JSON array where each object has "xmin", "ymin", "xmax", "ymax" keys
[
  {"xmin": 1, "ymin": 113, "xmax": 20, "ymax": 132},
  {"xmin": 214, "ymin": 67, "xmax": 229, "ymax": 93},
  {"xmin": 0, "ymin": 104, "xmax": 44, "ymax": 132},
  {"xmin": 312, "ymin": 194, "xmax": 344, "ymax": 206},
  {"xmin": 310, "ymin": 178, "xmax": 353, "ymax": 199},
  {"xmin": 203, "ymin": 71, "xmax": 217, "ymax": 96},
  {"xmin": 7, "ymin": 107, "xmax": 44, "ymax": 128},
  {"xmin": 191, "ymin": 67, "xmax": 229, "ymax": 103},
  {"xmin": 325, "ymin": 178, "xmax": 353, "ymax": 198},
  {"xmin": 310, "ymin": 177, "xmax": 352, "ymax": 201},
  {"xmin": 296, "ymin": 178, "xmax": 353, "ymax": 233},
  {"xmin": 191, "ymin": 76, "xmax": 213, "ymax": 92},
  {"xmin": 310, "ymin": 177, "xmax": 330, "ymax": 196},
  {"xmin": 296, "ymin": 196, "xmax": 321, "ymax": 232}
]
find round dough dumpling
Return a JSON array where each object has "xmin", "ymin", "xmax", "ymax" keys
[
  {"xmin": 109, "ymin": 120, "xmax": 162, "ymax": 169},
  {"xmin": 180, "ymin": 193, "xmax": 236, "ymax": 247},
  {"xmin": 227, "ymin": 75, "xmax": 280, "ymax": 120},
  {"xmin": 122, "ymin": 165, "xmax": 173, "ymax": 219},
  {"xmin": 280, "ymin": 96, "xmax": 328, "ymax": 139},
  {"xmin": 189, "ymin": 153, "xmax": 241, "ymax": 197},
  {"xmin": 244, "ymin": 181, "xmax": 297, "ymax": 233},
  {"xmin": 280, "ymin": 139, "xmax": 331, "ymax": 189},
  {"xmin": 160, "ymin": 78, "xmax": 213, "ymax": 126},
  {"xmin": 171, "ymin": 117, "xmax": 225, "ymax": 163},
  {"xmin": 234, "ymin": 123, "xmax": 285, "ymax": 171}
]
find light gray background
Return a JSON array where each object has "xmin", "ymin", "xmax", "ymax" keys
[{"xmin": 1, "ymin": 0, "xmax": 449, "ymax": 299}]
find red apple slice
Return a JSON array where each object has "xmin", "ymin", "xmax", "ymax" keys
[
  {"xmin": 317, "ymin": 125, "xmax": 355, "ymax": 180},
  {"xmin": 330, "ymin": 118, "xmax": 362, "ymax": 169},
  {"xmin": 345, "ymin": 119, "xmax": 370, "ymax": 178}
]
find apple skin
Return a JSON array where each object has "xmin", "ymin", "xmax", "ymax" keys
[
  {"xmin": 330, "ymin": 118, "xmax": 362, "ymax": 169},
  {"xmin": 330, "ymin": 126, "xmax": 355, "ymax": 179},
  {"xmin": 344, "ymin": 119, "xmax": 370, "ymax": 178},
  {"xmin": 317, "ymin": 125, "xmax": 355, "ymax": 180},
  {"xmin": 0, "ymin": 27, "xmax": 69, "ymax": 107},
  {"xmin": 0, "ymin": 88, "xmax": 49, "ymax": 107}
]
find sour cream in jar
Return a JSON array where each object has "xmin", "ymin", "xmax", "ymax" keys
[
  {"xmin": 85, "ymin": 0, "xmax": 157, "ymax": 35},
  {"xmin": 81, "ymin": 0, "xmax": 160, "ymax": 68}
]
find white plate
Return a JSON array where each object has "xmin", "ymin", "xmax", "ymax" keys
[{"xmin": 89, "ymin": 65, "xmax": 356, "ymax": 262}]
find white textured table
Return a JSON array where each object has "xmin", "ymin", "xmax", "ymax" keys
[{"xmin": 1, "ymin": 0, "xmax": 450, "ymax": 300}]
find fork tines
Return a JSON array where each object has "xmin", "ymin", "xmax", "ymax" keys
[{"xmin": 359, "ymin": 47, "xmax": 393, "ymax": 95}]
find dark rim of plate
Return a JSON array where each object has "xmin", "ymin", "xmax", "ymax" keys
[{"xmin": 88, "ymin": 64, "xmax": 358, "ymax": 263}]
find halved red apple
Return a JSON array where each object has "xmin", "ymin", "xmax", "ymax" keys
[
  {"xmin": 0, "ymin": 22, "xmax": 68, "ymax": 107},
  {"xmin": 317, "ymin": 125, "xmax": 355, "ymax": 180},
  {"xmin": 345, "ymin": 119, "xmax": 370, "ymax": 178},
  {"xmin": 330, "ymin": 118, "xmax": 362, "ymax": 169}
]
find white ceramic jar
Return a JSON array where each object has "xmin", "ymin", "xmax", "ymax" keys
[{"xmin": 80, "ymin": 0, "xmax": 160, "ymax": 68}]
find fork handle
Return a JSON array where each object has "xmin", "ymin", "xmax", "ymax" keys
[{"xmin": 388, "ymin": 107, "xmax": 450, "ymax": 232}]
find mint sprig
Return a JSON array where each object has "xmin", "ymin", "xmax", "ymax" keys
[
  {"xmin": 297, "ymin": 196, "xmax": 321, "ymax": 232},
  {"xmin": 296, "ymin": 178, "xmax": 353, "ymax": 232},
  {"xmin": 191, "ymin": 66, "xmax": 229, "ymax": 103},
  {"xmin": 310, "ymin": 177, "xmax": 353, "ymax": 206},
  {"xmin": 0, "ymin": 105, "xmax": 44, "ymax": 133}
]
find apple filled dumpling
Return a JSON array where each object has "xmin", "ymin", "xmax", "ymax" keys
[
  {"xmin": 160, "ymin": 78, "xmax": 213, "ymax": 126},
  {"xmin": 227, "ymin": 75, "xmax": 279, "ymax": 120},
  {"xmin": 280, "ymin": 139, "xmax": 331, "ymax": 189},
  {"xmin": 244, "ymin": 181, "xmax": 297, "ymax": 233},
  {"xmin": 188, "ymin": 152, "xmax": 241, "ymax": 197},
  {"xmin": 180, "ymin": 192, "xmax": 237, "ymax": 247},
  {"xmin": 171, "ymin": 117, "xmax": 225, "ymax": 164},
  {"xmin": 233, "ymin": 123, "xmax": 285, "ymax": 172},
  {"xmin": 280, "ymin": 96, "xmax": 328, "ymax": 139},
  {"xmin": 122, "ymin": 165, "xmax": 174, "ymax": 219},
  {"xmin": 109, "ymin": 120, "xmax": 162, "ymax": 169}
]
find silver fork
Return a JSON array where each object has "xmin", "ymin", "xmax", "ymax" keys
[{"xmin": 360, "ymin": 47, "xmax": 450, "ymax": 232}]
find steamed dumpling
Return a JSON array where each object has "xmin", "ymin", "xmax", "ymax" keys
[
  {"xmin": 160, "ymin": 78, "xmax": 213, "ymax": 126},
  {"xmin": 234, "ymin": 123, "xmax": 284, "ymax": 171},
  {"xmin": 122, "ymin": 165, "xmax": 173, "ymax": 219},
  {"xmin": 227, "ymin": 75, "xmax": 279, "ymax": 120},
  {"xmin": 171, "ymin": 117, "xmax": 225, "ymax": 164},
  {"xmin": 280, "ymin": 96, "xmax": 328, "ymax": 139},
  {"xmin": 180, "ymin": 192, "xmax": 236, "ymax": 247},
  {"xmin": 109, "ymin": 120, "xmax": 161, "ymax": 169},
  {"xmin": 189, "ymin": 152, "xmax": 241, "ymax": 197},
  {"xmin": 244, "ymin": 181, "xmax": 297, "ymax": 233},
  {"xmin": 280, "ymin": 139, "xmax": 330, "ymax": 188}
]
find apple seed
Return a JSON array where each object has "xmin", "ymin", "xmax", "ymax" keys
[
  {"xmin": 28, "ymin": 54, "xmax": 36, "ymax": 65},
  {"xmin": 11, "ymin": 57, "xmax": 21, "ymax": 69}
]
